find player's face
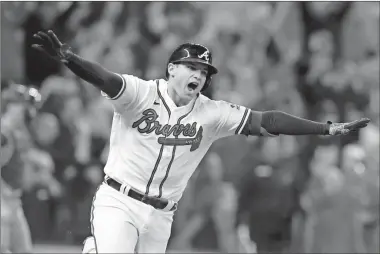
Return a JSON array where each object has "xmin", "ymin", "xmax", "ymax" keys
[{"xmin": 168, "ymin": 62, "xmax": 208, "ymax": 100}]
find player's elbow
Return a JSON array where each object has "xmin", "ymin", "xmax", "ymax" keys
[
  {"xmin": 102, "ymin": 73, "xmax": 124, "ymax": 98},
  {"xmin": 259, "ymin": 127, "xmax": 279, "ymax": 137}
]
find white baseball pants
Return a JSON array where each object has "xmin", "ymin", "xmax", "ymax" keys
[{"xmin": 82, "ymin": 182, "xmax": 174, "ymax": 253}]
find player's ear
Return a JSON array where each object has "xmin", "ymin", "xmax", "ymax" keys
[{"xmin": 167, "ymin": 63, "xmax": 176, "ymax": 78}]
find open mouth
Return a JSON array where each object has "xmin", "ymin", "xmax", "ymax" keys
[{"xmin": 187, "ymin": 82, "xmax": 199, "ymax": 91}]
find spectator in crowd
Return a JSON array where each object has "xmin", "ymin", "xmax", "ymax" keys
[
  {"xmin": 1, "ymin": 178, "xmax": 33, "ymax": 254},
  {"xmin": 358, "ymin": 126, "xmax": 380, "ymax": 253},
  {"xmin": 0, "ymin": 82, "xmax": 39, "ymax": 253},
  {"xmin": 22, "ymin": 2, "xmax": 79, "ymax": 86},
  {"xmin": 170, "ymin": 152, "xmax": 238, "ymax": 252},
  {"xmin": 301, "ymin": 144, "xmax": 367, "ymax": 253},
  {"xmin": 235, "ymin": 137, "xmax": 300, "ymax": 253}
]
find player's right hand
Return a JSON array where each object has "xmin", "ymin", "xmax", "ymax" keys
[
  {"xmin": 31, "ymin": 30, "xmax": 73, "ymax": 63},
  {"xmin": 328, "ymin": 118, "xmax": 370, "ymax": 135}
]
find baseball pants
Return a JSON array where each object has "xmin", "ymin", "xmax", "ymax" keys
[{"xmin": 83, "ymin": 182, "xmax": 174, "ymax": 253}]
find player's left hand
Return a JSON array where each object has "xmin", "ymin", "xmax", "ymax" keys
[
  {"xmin": 328, "ymin": 118, "xmax": 370, "ymax": 135},
  {"xmin": 31, "ymin": 30, "xmax": 73, "ymax": 63}
]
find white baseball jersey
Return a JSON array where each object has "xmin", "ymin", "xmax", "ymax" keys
[{"xmin": 102, "ymin": 74, "xmax": 250, "ymax": 202}]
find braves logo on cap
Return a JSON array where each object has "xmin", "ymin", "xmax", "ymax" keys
[
  {"xmin": 183, "ymin": 49, "xmax": 191, "ymax": 59},
  {"xmin": 198, "ymin": 50, "xmax": 210, "ymax": 62}
]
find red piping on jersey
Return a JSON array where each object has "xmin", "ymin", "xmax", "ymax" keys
[
  {"xmin": 90, "ymin": 185, "xmax": 100, "ymax": 254},
  {"xmin": 157, "ymin": 99, "xmax": 197, "ymax": 198},
  {"xmin": 144, "ymin": 80, "xmax": 171, "ymax": 196},
  {"xmin": 235, "ymin": 108, "xmax": 249, "ymax": 134},
  {"xmin": 158, "ymin": 146, "xmax": 177, "ymax": 198}
]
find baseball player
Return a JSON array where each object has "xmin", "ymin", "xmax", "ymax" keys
[
  {"xmin": 32, "ymin": 30, "xmax": 370, "ymax": 253},
  {"xmin": 1, "ymin": 82, "xmax": 42, "ymax": 254}
]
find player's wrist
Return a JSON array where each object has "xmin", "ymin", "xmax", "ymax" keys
[
  {"xmin": 324, "ymin": 121, "xmax": 332, "ymax": 135},
  {"xmin": 327, "ymin": 121, "xmax": 348, "ymax": 135},
  {"xmin": 58, "ymin": 44, "xmax": 74, "ymax": 63}
]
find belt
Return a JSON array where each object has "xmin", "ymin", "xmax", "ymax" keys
[{"xmin": 104, "ymin": 177, "xmax": 177, "ymax": 212}]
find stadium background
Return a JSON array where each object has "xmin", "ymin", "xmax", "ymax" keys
[{"xmin": 1, "ymin": 2, "xmax": 379, "ymax": 253}]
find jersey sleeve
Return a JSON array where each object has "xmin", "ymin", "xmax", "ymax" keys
[
  {"xmin": 212, "ymin": 100, "xmax": 251, "ymax": 139},
  {"xmin": 101, "ymin": 74, "xmax": 152, "ymax": 113}
]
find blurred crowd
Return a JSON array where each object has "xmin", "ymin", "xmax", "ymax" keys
[{"xmin": 1, "ymin": 1, "xmax": 379, "ymax": 253}]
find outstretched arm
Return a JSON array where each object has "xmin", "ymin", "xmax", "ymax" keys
[
  {"xmin": 64, "ymin": 53, "xmax": 122, "ymax": 98},
  {"xmin": 241, "ymin": 110, "xmax": 370, "ymax": 137},
  {"xmin": 32, "ymin": 30, "xmax": 122, "ymax": 98}
]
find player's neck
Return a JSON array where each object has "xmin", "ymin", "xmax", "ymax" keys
[{"xmin": 167, "ymin": 86, "xmax": 191, "ymax": 107}]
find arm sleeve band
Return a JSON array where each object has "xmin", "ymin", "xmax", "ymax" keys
[
  {"xmin": 241, "ymin": 110, "xmax": 330, "ymax": 136},
  {"xmin": 65, "ymin": 54, "xmax": 123, "ymax": 98},
  {"xmin": 261, "ymin": 110, "xmax": 329, "ymax": 135}
]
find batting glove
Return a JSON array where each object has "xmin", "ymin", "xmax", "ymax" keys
[
  {"xmin": 328, "ymin": 118, "xmax": 370, "ymax": 135},
  {"xmin": 31, "ymin": 30, "xmax": 73, "ymax": 63}
]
